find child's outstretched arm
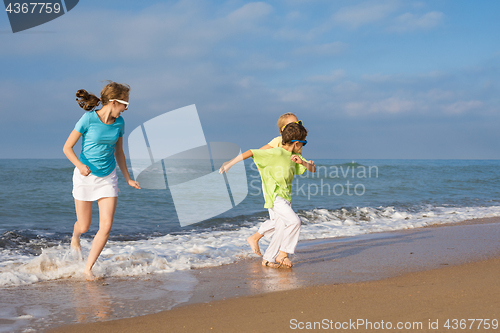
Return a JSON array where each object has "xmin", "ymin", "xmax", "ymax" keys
[
  {"xmin": 219, "ymin": 150, "xmax": 253, "ymax": 174},
  {"xmin": 291, "ymin": 155, "xmax": 316, "ymax": 173}
]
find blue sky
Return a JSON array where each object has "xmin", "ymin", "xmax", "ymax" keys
[{"xmin": 1, "ymin": 0, "xmax": 499, "ymax": 159}]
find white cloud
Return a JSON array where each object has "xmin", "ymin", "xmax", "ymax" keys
[
  {"xmin": 237, "ymin": 77, "xmax": 259, "ymax": 89},
  {"xmin": 240, "ymin": 54, "xmax": 287, "ymax": 70},
  {"xmin": 307, "ymin": 70, "xmax": 346, "ymax": 83},
  {"xmin": 286, "ymin": 11, "xmax": 302, "ymax": 20},
  {"xmin": 421, "ymin": 89, "xmax": 456, "ymax": 102},
  {"xmin": 417, "ymin": 71, "xmax": 448, "ymax": 79},
  {"xmin": 278, "ymin": 88, "xmax": 309, "ymax": 103},
  {"xmin": 362, "ymin": 73, "xmax": 397, "ymax": 83},
  {"xmin": 226, "ymin": 2, "xmax": 273, "ymax": 22},
  {"xmin": 411, "ymin": 2, "xmax": 427, "ymax": 9},
  {"xmin": 389, "ymin": 11, "xmax": 443, "ymax": 32},
  {"xmin": 362, "ymin": 71, "xmax": 451, "ymax": 84},
  {"xmin": 273, "ymin": 27, "xmax": 315, "ymax": 42},
  {"xmin": 345, "ymin": 97, "xmax": 416, "ymax": 116},
  {"xmin": 332, "ymin": 0, "xmax": 400, "ymax": 29},
  {"xmin": 0, "ymin": 1, "xmax": 274, "ymax": 60},
  {"xmin": 442, "ymin": 100, "xmax": 483, "ymax": 115},
  {"xmin": 328, "ymin": 1, "xmax": 443, "ymax": 34},
  {"xmin": 294, "ymin": 42, "xmax": 347, "ymax": 56}
]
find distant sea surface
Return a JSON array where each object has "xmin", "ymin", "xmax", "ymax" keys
[{"xmin": 1, "ymin": 158, "xmax": 500, "ymax": 287}]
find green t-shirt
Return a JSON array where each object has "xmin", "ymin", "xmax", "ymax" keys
[{"xmin": 250, "ymin": 147, "xmax": 307, "ymax": 208}]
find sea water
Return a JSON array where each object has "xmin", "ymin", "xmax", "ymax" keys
[
  {"xmin": 1, "ymin": 159, "xmax": 500, "ymax": 330},
  {"xmin": 1, "ymin": 159, "xmax": 500, "ymax": 285}
]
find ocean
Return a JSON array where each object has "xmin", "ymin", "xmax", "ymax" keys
[{"xmin": 1, "ymin": 158, "xmax": 500, "ymax": 331}]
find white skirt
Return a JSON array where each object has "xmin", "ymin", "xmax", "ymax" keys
[{"xmin": 72, "ymin": 167, "xmax": 119, "ymax": 201}]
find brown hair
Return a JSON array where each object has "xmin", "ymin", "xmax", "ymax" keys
[
  {"xmin": 277, "ymin": 112, "xmax": 297, "ymax": 133},
  {"xmin": 281, "ymin": 122, "xmax": 307, "ymax": 146},
  {"xmin": 76, "ymin": 81, "xmax": 130, "ymax": 111}
]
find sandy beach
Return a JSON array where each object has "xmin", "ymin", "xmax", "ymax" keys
[{"xmin": 47, "ymin": 218, "xmax": 500, "ymax": 333}]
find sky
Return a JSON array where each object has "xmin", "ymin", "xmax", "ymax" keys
[{"xmin": 0, "ymin": 0, "xmax": 499, "ymax": 159}]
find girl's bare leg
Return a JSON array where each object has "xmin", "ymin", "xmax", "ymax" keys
[
  {"xmin": 83, "ymin": 197, "xmax": 117, "ymax": 280},
  {"xmin": 72, "ymin": 200, "xmax": 93, "ymax": 252}
]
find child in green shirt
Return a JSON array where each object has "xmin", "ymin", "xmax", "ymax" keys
[
  {"xmin": 220, "ymin": 122, "xmax": 316, "ymax": 268},
  {"xmin": 253, "ymin": 113, "xmax": 311, "ymax": 256}
]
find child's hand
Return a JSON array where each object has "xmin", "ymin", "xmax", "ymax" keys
[
  {"xmin": 219, "ymin": 161, "xmax": 232, "ymax": 174},
  {"xmin": 290, "ymin": 155, "xmax": 303, "ymax": 165},
  {"xmin": 128, "ymin": 179, "xmax": 141, "ymax": 189},
  {"xmin": 78, "ymin": 164, "xmax": 91, "ymax": 176},
  {"xmin": 308, "ymin": 160, "xmax": 315, "ymax": 167}
]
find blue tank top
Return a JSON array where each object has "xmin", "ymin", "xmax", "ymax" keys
[{"xmin": 74, "ymin": 111, "xmax": 124, "ymax": 177}]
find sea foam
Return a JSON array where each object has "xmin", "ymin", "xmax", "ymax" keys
[{"xmin": 1, "ymin": 205, "xmax": 500, "ymax": 287}]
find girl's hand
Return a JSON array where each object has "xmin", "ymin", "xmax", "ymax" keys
[
  {"xmin": 128, "ymin": 179, "xmax": 141, "ymax": 189},
  {"xmin": 78, "ymin": 165, "xmax": 91, "ymax": 176},
  {"xmin": 290, "ymin": 155, "xmax": 303, "ymax": 164},
  {"xmin": 308, "ymin": 160, "xmax": 315, "ymax": 167}
]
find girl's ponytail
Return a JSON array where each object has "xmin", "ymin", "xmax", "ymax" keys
[{"xmin": 76, "ymin": 89, "xmax": 101, "ymax": 111}]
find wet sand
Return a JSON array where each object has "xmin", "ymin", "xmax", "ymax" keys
[{"xmin": 48, "ymin": 217, "xmax": 500, "ymax": 333}]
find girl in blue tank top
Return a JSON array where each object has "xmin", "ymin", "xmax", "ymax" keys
[{"xmin": 63, "ymin": 81, "xmax": 141, "ymax": 281}]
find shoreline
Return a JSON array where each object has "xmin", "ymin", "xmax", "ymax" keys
[
  {"xmin": 50, "ymin": 257, "xmax": 500, "ymax": 333},
  {"xmin": 47, "ymin": 217, "xmax": 500, "ymax": 333}
]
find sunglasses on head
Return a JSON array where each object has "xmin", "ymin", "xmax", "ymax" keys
[
  {"xmin": 291, "ymin": 139, "xmax": 307, "ymax": 146},
  {"xmin": 282, "ymin": 120, "xmax": 303, "ymax": 131},
  {"xmin": 109, "ymin": 99, "xmax": 129, "ymax": 110}
]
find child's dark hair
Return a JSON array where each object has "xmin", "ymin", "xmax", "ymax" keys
[
  {"xmin": 76, "ymin": 81, "xmax": 130, "ymax": 111},
  {"xmin": 281, "ymin": 122, "xmax": 307, "ymax": 145}
]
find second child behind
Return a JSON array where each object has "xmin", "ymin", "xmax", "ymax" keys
[{"xmin": 220, "ymin": 123, "xmax": 316, "ymax": 268}]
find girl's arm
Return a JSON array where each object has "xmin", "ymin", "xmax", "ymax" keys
[
  {"xmin": 63, "ymin": 130, "xmax": 91, "ymax": 176},
  {"xmin": 261, "ymin": 136, "xmax": 281, "ymax": 150},
  {"xmin": 115, "ymin": 137, "xmax": 141, "ymax": 189},
  {"xmin": 291, "ymin": 155, "xmax": 316, "ymax": 173},
  {"xmin": 219, "ymin": 150, "xmax": 254, "ymax": 174}
]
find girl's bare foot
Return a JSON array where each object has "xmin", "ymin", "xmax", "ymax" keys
[
  {"xmin": 70, "ymin": 235, "xmax": 81, "ymax": 252},
  {"xmin": 276, "ymin": 255, "xmax": 293, "ymax": 268},
  {"xmin": 83, "ymin": 269, "xmax": 96, "ymax": 281},
  {"xmin": 247, "ymin": 235, "xmax": 262, "ymax": 256}
]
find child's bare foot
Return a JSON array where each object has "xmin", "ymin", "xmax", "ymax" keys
[
  {"xmin": 247, "ymin": 235, "xmax": 262, "ymax": 256},
  {"xmin": 276, "ymin": 255, "xmax": 293, "ymax": 268},
  {"xmin": 262, "ymin": 259, "xmax": 280, "ymax": 268}
]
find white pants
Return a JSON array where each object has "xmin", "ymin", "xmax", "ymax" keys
[
  {"xmin": 258, "ymin": 217, "xmax": 275, "ymax": 240},
  {"xmin": 261, "ymin": 196, "xmax": 301, "ymax": 263}
]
